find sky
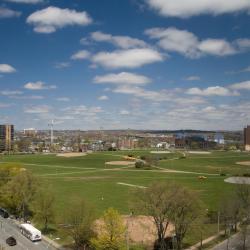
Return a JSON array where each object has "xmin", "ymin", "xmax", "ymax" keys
[{"xmin": 0, "ymin": 0, "xmax": 250, "ymax": 130}]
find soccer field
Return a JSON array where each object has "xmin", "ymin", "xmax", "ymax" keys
[{"xmin": 1, "ymin": 150, "xmax": 250, "ymax": 246}]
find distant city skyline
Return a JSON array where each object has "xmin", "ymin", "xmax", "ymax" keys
[{"xmin": 1, "ymin": 0, "xmax": 250, "ymax": 130}]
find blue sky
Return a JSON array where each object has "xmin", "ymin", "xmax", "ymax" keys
[{"xmin": 0, "ymin": 0, "xmax": 250, "ymax": 130}]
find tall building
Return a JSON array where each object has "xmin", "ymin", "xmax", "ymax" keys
[
  {"xmin": 244, "ymin": 125, "xmax": 250, "ymax": 151},
  {"xmin": 0, "ymin": 125, "xmax": 14, "ymax": 152}
]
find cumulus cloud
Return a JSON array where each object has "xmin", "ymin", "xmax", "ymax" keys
[
  {"xmin": 186, "ymin": 86, "xmax": 239, "ymax": 96},
  {"xmin": 120, "ymin": 110, "xmax": 130, "ymax": 115},
  {"xmin": 230, "ymin": 81, "xmax": 250, "ymax": 90},
  {"xmin": 145, "ymin": 0, "xmax": 250, "ymax": 18},
  {"xmin": 98, "ymin": 95, "xmax": 109, "ymax": 101},
  {"xmin": 94, "ymin": 72, "xmax": 151, "ymax": 85},
  {"xmin": 24, "ymin": 81, "xmax": 57, "ymax": 90},
  {"xmin": 146, "ymin": 27, "xmax": 237, "ymax": 58},
  {"xmin": 90, "ymin": 31, "xmax": 147, "ymax": 49},
  {"xmin": 0, "ymin": 64, "xmax": 16, "ymax": 73},
  {"xmin": 0, "ymin": 7, "xmax": 21, "ymax": 18},
  {"xmin": 27, "ymin": 6, "xmax": 92, "ymax": 33},
  {"xmin": 71, "ymin": 50, "xmax": 90, "ymax": 60},
  {"xmin": 92, "ymin": 48, "xmax": 163, "ymax": 69}
]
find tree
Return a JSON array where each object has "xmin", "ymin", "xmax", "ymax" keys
[
  {"xmin": 132, "ymin": 182, "xmax": 203, "ymax": 250},
  {"xmin": 3, "ymin": 170, "xmax": 37, "ymax": 220},
  {"xmin": 91, "ymin": 208, "xmax": 126, "ymax": 250},
  {"xmin": 32, "ymin": 186, "xmax": 55, "ymax": 233},
  {"xmin": 170, "ymin": 185, "xmax": 203, "ymax": 250},
  {"xmin": 65, "ymin": 199, "xmax": 96, "ymax": 250},
  {"xmin": 132, "ymin": 182, "xmax": 176, "ymax": 250}
]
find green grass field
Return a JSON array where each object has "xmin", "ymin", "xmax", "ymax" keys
[{"xmin": 1, "ymin": 150, "xmax": 250, "ymax": 247}]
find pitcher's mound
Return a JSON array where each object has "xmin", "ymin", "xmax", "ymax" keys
[{"xmin": 105, "ymin": 161, "xmax": 135, "ymax": 166}]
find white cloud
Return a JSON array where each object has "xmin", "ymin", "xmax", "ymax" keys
[
  {"xmin": 27, "ymin": 6, "xmax": 92, "ymax": 33},
  {"xmin": 146, "ymin": 27, "xmax": 200, "ymax": 58},
  {"xmin": 146, "ymin": 27, "xmax": 237, "ymax": 58},
  {"xmin": 120, "ymin": 110, "xmax": 130, "ymax": 115},
  {"xmin": 230, "ymin": 81, "xmax": 250, "ymax": 90},
  {"xmin": 91, "ymin": 31, "xmax": 147, "ymax": 49},
  {"xmin": 0, "ymin": 90, "xmax": 22, "ymax": 96},
  {"xmin": 98, "ymin": 95, "xmax": 109, "ymax": 101},
  {"xmin": 185, "ymin": 76, "xmax": 201, "ymax": 81},
  {"xmin": 146, "ymin": 0, "xmax": 250, "ymax": 18},
  {"xmin": 0, "ymin": 7, "xmax": 21, "ymax": 18},
  {"xmin": 0, "ymin": 103, "xmax": 12, "ymax": 108},
  {"xmin": 63, "ymin": 105, "xmax": 103, "ymax": 116},
  {"xmin": 24, "ymin": 105, "xmax": 50, "ymax": 113},
  {"xmin": 5, "ymin": 0, "xmax": 43, "ymax": 3},
  {"xmin": 198, "ymin": 39, "xmax": 236, "ymax": 56},
  {"xmin": 10, "ymin": 95, "xmax": 44, "ymax": 100},
  {"xmin": 71, "ymin": 50, "xmax": 90, "ymax": 60},
  {"xmin": 235, "ymin": 39, "xmax": 250, "ymax": 50},
  {"xmin": 94, "ymin": 72, "xmax": 151, "ymax": 85},
  {"xmin": 112, "ymin": 85, "xmax": 170, "ymax": 101},
  {"xmin": 54, "ymin": 62, "xmax": 70, "ymax": 69},
  {"xmin": 186, "ymin": 86, "xmax": 239, "ymax": 96},
  {"xmin": 0, "ymin": 64, "xmax": 16, "ymax": 73},
  {"xmin": 56, "ymin": 97, "xmax": 70, "ymax": 102},
  {"xmin": 92, "ymin": 48, "xmax": 163, "ymax": 69},
  {"xmin": 24, "ymin": 81, "xmax": 57, "ymax": 90}
]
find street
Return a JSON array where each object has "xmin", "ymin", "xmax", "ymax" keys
[
  {"xmin": 0, "ymin": 217, "xmax": 57, "ymax": 250},
  {"xmin": 213, "ymin": 232, "xmax": 250, "ymax": 250}
]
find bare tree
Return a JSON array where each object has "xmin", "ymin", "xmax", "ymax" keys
[
  {"xmin": 65, "ymin": 199, "xmax": 96, "ymax": 250},
  {"xmin": 170, "ymin": 185, "xmax": 203, "ymax": 250}
]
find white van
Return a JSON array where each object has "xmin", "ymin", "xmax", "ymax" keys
[{"xmin": 20, "ymin": 223, "xmax": 42, "ymax": 241}]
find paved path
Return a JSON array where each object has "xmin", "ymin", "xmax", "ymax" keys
[
  {"xmin": 212, "ymin": 232, "xmax": 250, "ymax": 250},
  {"xmin": 0, "ymin": 217, "xmax": 58, "ymax": 250}
]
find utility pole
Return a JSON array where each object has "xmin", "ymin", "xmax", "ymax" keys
[{"xmin": 48, "ymin": 120, "xmax": 54, "ymax": 146}]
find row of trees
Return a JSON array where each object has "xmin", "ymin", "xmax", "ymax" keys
[{"xmin": 0, "ymin": 164, "xmax": 55, "ymax": 232}]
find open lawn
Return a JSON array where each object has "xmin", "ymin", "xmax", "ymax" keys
[{"xmin": 1, "ymin": 150, "xmax": 250, "ymax": 247}]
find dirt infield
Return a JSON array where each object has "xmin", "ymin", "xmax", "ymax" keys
[
  {"xmin": 188, "ymin": 151, "xmax": 211, "ymax": 154},
  {"xmin": 105, "ymin": 161, "xmax": 136, "ymax": 166},
  {"xmin": 150, "ymin": 151, "xmax": 171, "ymax": 154},
  {"xmin": 236, "ymin": 161, "xmax": 250, "ymax": 166},
  {"xmin": 95, "ymin": 215, "xmax": 173, "ymax": 246},
  {"xmin": 56, "ymin": 152, "xmax": 87, "ymax": 157}
]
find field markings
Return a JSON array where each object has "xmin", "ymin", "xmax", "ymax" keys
[
  {"xmin": 0, "ymin": 161, "xmax": 96, "ymax": 170},
  {"xmin": 117, "ymin": 182, "xmax": 147, "ymax": 189}
]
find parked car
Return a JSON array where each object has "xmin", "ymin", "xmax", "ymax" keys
[{"xmin": 6, "ymin": 236, "xmax": 17, "ymax": 246}]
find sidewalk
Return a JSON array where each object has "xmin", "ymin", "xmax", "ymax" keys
[{"xmin": 186, "ymin": 231, "xmax": 225, "ymax": 250}]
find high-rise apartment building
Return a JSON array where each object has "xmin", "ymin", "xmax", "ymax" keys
[
  {"xmin": 244, "ymin": 125, "xmax": 250, "ymax": 151},
  {"xmin": 0, "ymin": 124, "xmax": 14, "ymax": 152}
]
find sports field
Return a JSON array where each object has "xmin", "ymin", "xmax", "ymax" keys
[{"xmin": 1, "ymin": 150, "xmax": 250, "ymax": 246}]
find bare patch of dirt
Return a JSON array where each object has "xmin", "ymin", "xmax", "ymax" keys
[
  {"xmin": 95, "ymin": 215, "xmax": 174, "ymax": 246},
  {"xmin": 56, "ymin": 152, "xmax": 87, "ymax": 157},
  {"xmin": 105, "ymin": 161, "xmax": 136, "ymax": 166},
  {"xmin": 236, "ymin": 161, "xmax": 250, "ymax": 166}
]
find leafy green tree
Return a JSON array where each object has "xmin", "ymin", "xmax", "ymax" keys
[
  {"xmin": 3, "ymin": 170, "xmax": 37, "ymax": 220},
  {"xmin": 32, "ymin": 186, "xmax": 55, "ymax": 233},
  {"xmin": 91, "ymin": 208, "xmax": 126, "ymax": 250}
]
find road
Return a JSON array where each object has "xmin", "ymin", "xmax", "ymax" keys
[
  {"xmin": 0, "ymin": 217, "xmax": 57, "ymax": 250},
  {"xmin": 213, "ymin": 232, "xmax": 250, "ymax": 250}
]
